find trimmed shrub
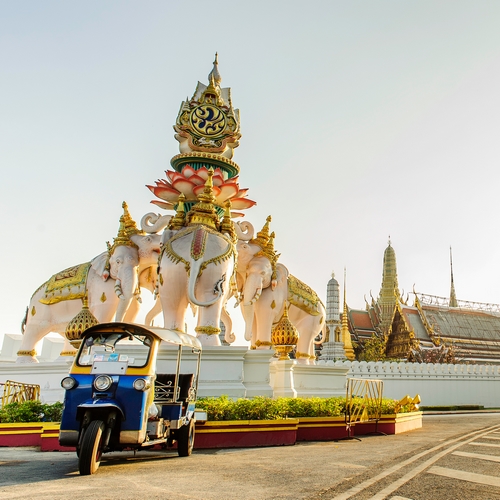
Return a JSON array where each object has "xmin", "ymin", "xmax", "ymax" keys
[
  {"xmin": 0, "ymin": 401, "xmax": 64, "ymax": 423},
  {"xmin": 196, "ymin": 396, "xmax": 408, "ymax": 421}
]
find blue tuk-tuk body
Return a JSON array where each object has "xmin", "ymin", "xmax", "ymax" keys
[{"xmin": 59, "ymin": 322, "xmax": 202, "ymax": 475}]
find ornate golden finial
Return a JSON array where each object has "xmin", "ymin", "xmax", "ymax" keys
[
  {"xmin": 109, "ymin": 203, "xmax": 140, "ymax": 254},
  {"xmin": 271, "ymin": 302, "xmax": 299, "ymax": 360},
  {"xmin": 187, "ymin": 169, "xmax": 220, "ymax": 229},
  {"xmin": 220, "ymin": 200, "xmax": 236, "ymax": 240},
  {"xmin": 341, "ymin": 268, "xmax": 355, "ymax": 360},
  {"xmin": 122, "ymin": 201, "xmax": 144, "ymax": 237},
  {"xmin": 169, "ymin": 193, "xmax": 187, "ymax": 230},
  {"xmin": 251, "ymin": 216, "xmax": 272, "ymax": 248},
  {"xmin": 208, "ymin": 52, "xmax": 222, "ymax": 87},
  {"xmin": 65, "ymin": 297, "xmax": 99, "ymax": 349}
]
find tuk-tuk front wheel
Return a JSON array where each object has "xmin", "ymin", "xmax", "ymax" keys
[
  {"xmin": 79, "ymin": 420, "xmax": 105, "ymax": 475},
  {"xmin": 177, "ymin": 419, "xmax": 195, "ymax": 457}
]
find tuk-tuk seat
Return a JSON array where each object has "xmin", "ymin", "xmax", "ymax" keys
[{"xmin": 155, "ymin": 373, "xmax": 194, "ymax": 403}]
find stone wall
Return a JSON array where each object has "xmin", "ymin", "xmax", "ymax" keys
[{"xmin": 339, "ymin": 360, "xmax": 500, "ymax": 407}]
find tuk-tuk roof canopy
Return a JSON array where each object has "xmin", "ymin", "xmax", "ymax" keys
[{"xmin": 82, "ymin": 322, "xmax": 203, "ymax": 350}]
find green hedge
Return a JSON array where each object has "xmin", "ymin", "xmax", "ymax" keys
[
  {"xmin": 0, "ymin": 401, "xmax": 63, "ymax": 423},
  {"xmin": 0, "ymin": 397, "xmax": 414, "ymax": 423},
  {"xmin": 196, "ymin": 396, "xmax": 413, "ymax": 421}
]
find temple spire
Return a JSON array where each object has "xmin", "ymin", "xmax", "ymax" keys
[
  {"xmin": 208, "ymin": 52, "xmax": 222, "ymax": 87},
  {"xmin": 377, "ymin": 237, "xmax": 400, "ymax": 334},
  {"xmin": 341, "ymin": 268, "xmax": 355, "ymax": 360},
  {"xmin": 449, "ymin": 246, "xmax": 458, "ymax": 308}
]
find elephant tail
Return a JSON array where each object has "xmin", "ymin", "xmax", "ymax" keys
[
  {"xmin": 314, "ymin": 319, "xmax": 328, "ymax": 345},
  {"xmin": 221, "ymin": 303, "xmax": 235, "ymax": 344},
  {"xmin": 21, "ymin": 306, "xmax": 28, "ymax": 334}
]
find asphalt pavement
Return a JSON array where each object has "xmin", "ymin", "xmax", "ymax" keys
[{"xmin": 1, "ymin": 414, "xmax": 499, "ymax": 500}]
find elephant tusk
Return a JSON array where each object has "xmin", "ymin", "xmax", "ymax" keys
[
  {"xmin": 242, "ymin": 286, "xmax": 262, "ymax": 307},
  {"xmin": 114, "ymin": 279, "xmax": 124, "ymax": 299}
]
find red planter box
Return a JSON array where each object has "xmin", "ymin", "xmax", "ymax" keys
[{"xmin": 0, "ymin": 412, "xmax": 422, "ymax": 451}]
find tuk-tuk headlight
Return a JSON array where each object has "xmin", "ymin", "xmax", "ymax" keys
[
  {"xmin": 61, "ymin": 377, "xmax": 77, "ymax": 390},
  {"xmin": 133, "ymin": 378, "xmax": 150, "ymax": 391},
  {"xmin": 94, "ymin": 375, "xmax": 113, "ymax": 391}
]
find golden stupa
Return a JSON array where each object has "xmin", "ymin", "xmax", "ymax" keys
[
  {"xmin": 65, "ymin": 298, "xmax": 99, "ymax": 349},
  {"xmin": 271, "ymin": 303, "xmax": 299, "ymax": 361}
]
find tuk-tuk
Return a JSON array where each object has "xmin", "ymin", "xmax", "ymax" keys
[{"xmin": 59, "ymin": 322, "xmax": 202, "ymax": 475}]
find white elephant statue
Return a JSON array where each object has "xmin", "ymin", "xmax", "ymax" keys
[
  {"xmin": 235, "ymin": 218, "xmax": 326, "ymax": 364},
  {"xmin": 17, "ymin": 203, "xmax": 161, "ymax": 363},
  {"xmin": 142, "ymin": 172, "xmax": 237, "ymax": 346}
]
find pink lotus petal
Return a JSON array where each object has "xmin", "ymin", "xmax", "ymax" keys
[
  {"xmin": 230, "ymin": 198, "xmax": 257, "ymax": 210},
  {"xmin": 212, "ymin": 174, "xmax": 225, "ymax": 187},
  {"xmin": 189, "ymin": 174, "xmax": 205, "ymax": 186},
  {"xmin": 230, "ymin": 212, "xmax": 245, "ymax": 218},
  {"xmin": 225, "ymin": 176, "xmax": 239, "ymax": 184},
  {"xmin": 193, "ymin": 184, "xmax": 221, "ymax": 197},
  {"xmin": 196, "ymin": 167, "xmax": 209, "ymax": 180},
  {"xmin": 235, "ymin": 188, "xmax": 248, "ymax": 198},
  {"xmin": 151, "ymin": 200, "xmax": 174, "ymax": 210},
  {"xmin": 166, "ymin": 171, "xmax": 176, "ymax": 182},
  {"xmin": 156, "ymin": 179, "xmax": 173, "ymax": 188},
  {"xmin": 172, "ymin": 178, "xmax": 196, "ymax": 197},
  {"xmin": 170, "ymin": 172, "xmax": 185, "ymax": 183},
  {"xmin": 181, "ymin": 165, "xmax": 197, "ymax": 178},
  {"xmin": 215, "ymin": 184, "xmax": 239, "ymax": 204},
  {"xmin": 150, "ymin": 185, "xmax": 181, "ymax": 203}
]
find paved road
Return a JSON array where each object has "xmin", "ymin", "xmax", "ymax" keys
[{"xmin": 1, "ymin": 414, "xmax": 499, "ymax": 500}]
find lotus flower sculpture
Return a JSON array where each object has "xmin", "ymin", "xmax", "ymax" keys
[{"xmin": 147, "ymin": 165, "xmax": 256, "ymax": 217}]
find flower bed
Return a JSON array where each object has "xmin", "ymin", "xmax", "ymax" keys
[{"xmin": 0, "ymin": 398, "xmax": 422, "ymax": 451}]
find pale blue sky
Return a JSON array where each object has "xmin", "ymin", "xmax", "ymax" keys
[{"xmin": 2, "ymin": 1, "xmax": 500, "ymax": 344}]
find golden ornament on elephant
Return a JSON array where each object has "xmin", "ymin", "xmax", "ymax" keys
[
  {"xmin": 65, "ymin": 298, "xmax": 99, "ymax": 349},
  {"xmin": 271, "ymin": 303, "xmax": 299, "ymax": 361}
]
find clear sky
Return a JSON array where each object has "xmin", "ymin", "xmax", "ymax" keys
[{"xmin": 2, "ymin": 1, "xmax": 500, "ymax": 346}]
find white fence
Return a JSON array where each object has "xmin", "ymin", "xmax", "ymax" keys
[{"xmin": 335, "ymin": 360, "xmax": 500, "ymax": 408}]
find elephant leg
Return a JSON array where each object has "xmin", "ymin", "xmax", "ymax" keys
[
  {"xmin": 291, "ymin": 311, "xmax": 319, "ymax": 365},
  {"xmin": 59, "ymin": 336, "xmax": 77, "ymax": 357},
  {"xmin": 253, "ymin": 304, "xmax": 274, "ymax": 350},
  {"xmin": 196, "ymin": 304, "xmax": 222, "ymax": 346},
  {"xmin": 144, "ymin": 297, "xmax": 162, "ymax": 326},
  {"xmin": 17, "ymin": 322, "xmax": 52, "ymax": 363},
  {"xmin": 123, "ymin": 297, "xmax": 141, "ymax": 323},
  {"xmin": 160, "ymin": 279, "xmax": 189, "ymax": 332}
]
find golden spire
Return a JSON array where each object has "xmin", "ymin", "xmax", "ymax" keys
[
  {"xmin": 341, "ymin": 268, "xmax": 355, "ymax": 360},
  {"xmin": 449, "ymin": 246, "xmax": 458, "ymax": 308},
  {"xmin": 169, "ymin": 193, "xmax": 187, "ymax": 230},
  {"xmin": 65, "ymin": 297, "xmax": 99, "ymax": 349},
  {"xmin": 187, "ymin": 169, "xmax": 220, "ymax": 229},
  {"xmin": 110, "ymin": 202, "xmax": 139, "ymax": 254},
  {"xmin": 220, "ymin": 200, "xmax": 236, "ymax": 240},
  {"xmin": 122, "ymin": 201, "xmax": 143, "ymax": 237},
  {"xmin": 378, "ymin": 237, "xmax": 400, "ymax": 334},
  {"xmin": 251, "ymin": 215, "xmax": 272, "ymax": 248},
  {"xmin": 271, "ymin": 302, "xmax": 299, "ymax": 360},
  {"xmin": 208, "ymin": 52, "xmax": 222, "ymax": 87}
]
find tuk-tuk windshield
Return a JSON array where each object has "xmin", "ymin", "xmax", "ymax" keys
[{"xmin": 77, "ymin": 331, "xmax": 153, "ymax": 368}]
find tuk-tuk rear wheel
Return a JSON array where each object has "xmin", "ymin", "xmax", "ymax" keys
[
  {"xmin": 177, "ymin": 419, "xmax": 195, "ymax": 457},
  {"xmin": 79, "ymin": 419, "xmax": 105, "ymax": 475}
]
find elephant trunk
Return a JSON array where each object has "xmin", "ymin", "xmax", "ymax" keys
[
  {"xmin": 187, "ymin": 259, "xmax": 223, "ymax": 308},
  {"xmin": 140, "ymin": 213, "xmax": 172, "ymax": 234},
  {"xmin": 114, "ymin": 266, "xmax": 138, "ymax": 321},
  {"xmin": 241, "ymin": 303, "xmax": 254, "ymax": 342},
  {"xmin": 242, "ymin": 273, "xmax": 263, "ymax": 307}
]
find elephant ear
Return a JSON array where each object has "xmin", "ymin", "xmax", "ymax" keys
[
  {"xmin": 275, "ymin": 263, "xmax": 289, "ymax": 285},
  {"xmin": 91, "ymin": 251, "xmax": 110, "ymax": 281}
]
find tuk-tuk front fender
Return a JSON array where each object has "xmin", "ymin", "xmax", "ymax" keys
[{"xmin": 77, "ymin": 399, "xmax": 125, "ymax": 421}]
